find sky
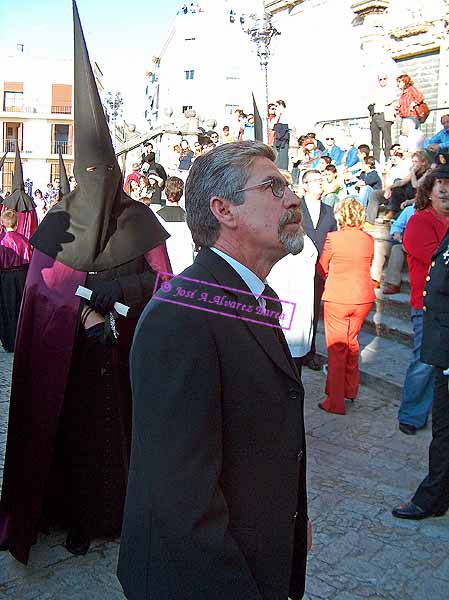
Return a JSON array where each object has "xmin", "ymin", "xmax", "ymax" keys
[{"xmin": 0, "ymin": 0, "xmax": 184, "ymax": 130}]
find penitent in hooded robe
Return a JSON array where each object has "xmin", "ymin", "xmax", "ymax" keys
[
  {"xmin": 0, "ymin": 0, "xmax": 170, "ymax": 565},
  {"xmin": 0, "ymin": 229, "xmax": 32, "ymax": 352},
  {"xmin": 0, "ymin": 149, "xmax": 38, "ymax": 239}
]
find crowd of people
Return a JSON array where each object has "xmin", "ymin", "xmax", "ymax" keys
[{"xmin": 0, "ymin": 9, "xmax": 448, "ymax": 599}]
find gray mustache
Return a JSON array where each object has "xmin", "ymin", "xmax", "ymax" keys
[{"xmin": 279, "ymin": 209, "xmax": 302, "ymax": 227}]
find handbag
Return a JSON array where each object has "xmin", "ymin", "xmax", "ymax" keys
[{"xmin": 414, "ymin": 101, "xmax": 430, "ymax": 123}]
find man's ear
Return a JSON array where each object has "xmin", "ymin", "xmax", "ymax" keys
[{"xmin": 209, "ymin": 196, "xmax": 239, "ymax": 229}]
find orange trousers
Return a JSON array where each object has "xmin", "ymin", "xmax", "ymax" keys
[{"xmin": 322, "ymin": 301, "xmax": 372, "ymax": 414}]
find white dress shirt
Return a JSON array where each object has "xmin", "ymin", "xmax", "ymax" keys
[
  {"xmin": 304, "ymin": 196, "xmax": 321, "ymax": 228},
  {"xmin": 211, "ymin": 247, "xmax": 266, "ymax": 307},
  {"xmin": 267, "ymin": 235, "xmax": 318, "ymax": 358}
]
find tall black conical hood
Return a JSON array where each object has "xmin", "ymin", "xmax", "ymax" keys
[
  {"xmin": 0, "ymin": 152, "xmax": 7, "ymax": 174},
  {"xmin": 30, "ymin": 0, "xmax": 168, "ymax": 272},
  {"xmin": 0, "ymin": 152, "xmax": 6, "ymax": 202},
  {"xmin": 252, "ymin": 92, "xmax": 263, "ymax": 142},
  {"xmin": 58, "ymin": 150, "xmax": 70, "ymax": 199},
  {"xmin": 2, "ymin": 146, "xmax": 35, "ymax": 211}
]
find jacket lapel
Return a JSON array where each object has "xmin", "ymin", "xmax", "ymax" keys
[{"xmin": 195, "ymin": 249, "xmax": 299, "ymax": 383}]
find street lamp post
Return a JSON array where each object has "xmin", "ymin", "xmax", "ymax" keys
[
  {"xmin": 245, "ymin": 12, "xmax": 280, "ymax": 141},
  {"xmin": 105, "ymin": 91, "xmax": 124, "ymax": 149}
]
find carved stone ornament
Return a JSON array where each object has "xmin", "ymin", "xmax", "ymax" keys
[
  {"xmin": 390, "ymin": 23, "xmax": 430, "ymax": 39},
  {"xmin": 351, "ymin": 0, "xmax": 390, "ymax": 17}
]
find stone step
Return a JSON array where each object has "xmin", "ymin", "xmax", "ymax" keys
[
  {"xmin": 373, "ymin": 288, "xmax": 411, "ymax": 321},
  {"xmin": 315, "ymin": 326, "xmax": 410, "ymax": 401},
  {"xmin": 363, "ymin": 309, "xmax": 413, "ymax": 347}
]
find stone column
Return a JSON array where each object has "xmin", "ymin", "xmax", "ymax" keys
[{"xmin": 351, "ymin": 1, "xmax": 391, "ymax": 64}]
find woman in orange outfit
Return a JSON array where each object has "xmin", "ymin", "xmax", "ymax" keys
[{"xmin": 318, "ymin": 198, "xmax": 375, "ymax": 414}]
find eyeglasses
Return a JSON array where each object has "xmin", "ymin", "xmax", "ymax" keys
[
  {"xmin": 304, "ymin": 178, "xmax": 323, "ymax": 185},
  {"xmin": 236, "ymin": 177, "xmax": 289, "ymax": 199},
  {"xmin": 378, "ymin": 77, "xmax": 387, "ymax": 81},
  {"xmin": 325, "ymin": 137, "xmax": 334, "ymax": 141}
]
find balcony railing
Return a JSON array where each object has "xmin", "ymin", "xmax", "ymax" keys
[
  {"xmin": 2, "ymin": 104, "xmax": 72, "ymax": 115},
  {"xmin": 3, "ymin": 138, "xmax": 19, "ymax": 152},
  {"xmin": 51, "ymin": 105, "xmax": 72, "ymax": 114},
  {"xmin": 52, "ymin": 141, "xmax": 72, "ymax": 154}
]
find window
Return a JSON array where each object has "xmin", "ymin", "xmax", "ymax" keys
[
  {"xmin": 4, "ymin": 91, "xmax": 24, "ymax": 112},
  {"xmin": 1, "ymin": 160, "xmax": 14, "ymax": 194},
  {"xmin": 182, "ymin": 105, "xmax": 193, "ymax": 114},
  {"xmin": 225, "ymin": 104, "xmax": 240, "ymax": 116},
  {"xmin": 184, "ymin": 70, "xmax": 194, "ymax": 80},
  {"xmin": 3, "ymin": 122, "xmax": 23, "ymax": 152},
  {"xmin": 51, "ymin": 124, "xmax": 72, "ymax": 154},
  {"xmin": 49, "ymin": 161, "xmax": 72, "ymax": 184},
  {"xmin": 51, "ymin": 84, "xmax": 72, "ymax": 114},
  {"xmin": 3, "ymin": 81, "xmax": 24, "ymax": 111},
  {"xmin": 50, "ymin": 162, "xmax": 60, "ymax": 184}
]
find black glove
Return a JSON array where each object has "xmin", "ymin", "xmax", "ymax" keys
[{"xmin": 89, "ymin": 279, "xmax": 122, "ymax": 315}]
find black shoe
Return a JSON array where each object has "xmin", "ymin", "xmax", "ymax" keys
[
  {"xmin": 399, "ymin": 423, "xmax": 416, "ymax": 435},
  {"xmin": 66, "ymin": 530, "xmax": 91, "ymax": 556},
  {"xmin": 303, "ymin": 355, "xmax": 321, "ymax": 371},
  {"xmin": 392, "ymin": 502, "xmax": 446, "ymax": 520}
]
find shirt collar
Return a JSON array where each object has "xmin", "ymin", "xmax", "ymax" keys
[{"xmin": 211, "ymin": 247, "xmax": 266, "ymax": 300}]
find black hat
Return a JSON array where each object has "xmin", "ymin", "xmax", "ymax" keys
[
  {"xmin": 58, "ymin": 150, "xmax": 70, "ymax": 199},
  {"xmin": 433, "ymin": 152, "xmax": 449, "ymax": 179},
  {"xmin": 31, "ymin": 1, "xmax": 168, "ymax": 272},
  {"xmin": 1, "ymin": 146, "xmax": 34, "ymax": 212}
]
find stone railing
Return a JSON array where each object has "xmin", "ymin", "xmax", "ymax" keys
[{"xmin": 315, "ymin": 105, "xmax": 449, "ymax": 145}]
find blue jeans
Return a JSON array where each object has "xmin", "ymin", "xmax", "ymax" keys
[
  {"xmin": 357, "ymin": 185, "xmax": 373, "ymax": 209},
  {"xmin": 398, "ymin": 308, "xmax": 435, "ymax": 428}
]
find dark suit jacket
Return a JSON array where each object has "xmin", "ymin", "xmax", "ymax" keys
[
  {"xmin": 118, "ymin": 248, "xmax": 308, "ymax": 600},
  {"xmin": 421, "ymin": 227, "xmax": 449, "ymax": 369},
  {"xmin": 301, "ymin": 199, "xmax": 337, "ymax": 256}
]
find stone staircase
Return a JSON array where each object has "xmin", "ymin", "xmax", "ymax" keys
[{"xmin": 316, "ymin": 222, "xmax": 413, "ymax": 400}]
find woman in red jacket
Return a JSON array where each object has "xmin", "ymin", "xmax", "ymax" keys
[
  {"xmin": 397, "ymin": 166, "xmax": 449, "ymax": 434},
  {"xmin": 397, "ymin": 74, "xmax": 424, "ymax": 128},
  {"xmin": 318, "ymin": 198, "xmax": 375, "ymax": 414}
]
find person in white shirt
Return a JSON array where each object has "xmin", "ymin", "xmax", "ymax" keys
[
  {"xmin": 268, "ymin": 234, "xmax": 318, "ymax": 374},
  {"xmin": 156, "ymin": 176, "xmax": 195, "ymax": 274},
  {"xmin": 369, "ymin": 73, "xmax": 398, "ymax": 163},
  {"xmin": 399, "ymin": 118, "xmax": 425, "ymax": 154}
]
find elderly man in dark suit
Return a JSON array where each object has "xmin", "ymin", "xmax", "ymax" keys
[
  {"xmin": 392, "ymin": 158, "xmax": 449, "ymax": 520},
  {"xmin": 118, "ymin": 141, "xmax": 311, "ymax": 600},
  {"xmin": 300, "ymin": 169, "xmax": 337, "ymax": 370}
]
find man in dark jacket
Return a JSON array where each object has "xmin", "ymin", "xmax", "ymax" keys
[
  {"xmin": 300, "ymin": 169, "xmax": 337, "ymax": 370},
  {"xmin": 118, "ymin": 141, "xmax": 311, "ymax": 600}
]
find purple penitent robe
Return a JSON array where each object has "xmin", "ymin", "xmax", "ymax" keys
[{"xmin": 0, "ymin": 245, "xmax": 171, "ymax": 564}]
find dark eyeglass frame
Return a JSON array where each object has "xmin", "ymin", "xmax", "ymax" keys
[
  {"xmin": 236, "ymin": 177, "xmax": 289, "ymax": 199},
  {"xmin": 325, "ymin": 137, "xmax": 334, "ymax": 140}
]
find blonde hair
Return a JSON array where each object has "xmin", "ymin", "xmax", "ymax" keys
[
  {"xmin": 1, "ymin": 208, "xmax": 17, "ymax": 230},
  {"xmin": 279, "ymin": 169, "xmax": 293, "ymax": 185},
  {"xmin": 336, "ymin": 197, "xmax": 365, "ymax": 229}
]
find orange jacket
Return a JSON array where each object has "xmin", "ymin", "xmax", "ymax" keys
[{"xmin": 318, "ymin": 228, "xmax": 375, "ymax": 304}]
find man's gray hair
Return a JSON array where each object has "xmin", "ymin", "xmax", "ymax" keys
[{"xmin": 185, "ymin": 141, "xmax": 276, "ymax": 247}]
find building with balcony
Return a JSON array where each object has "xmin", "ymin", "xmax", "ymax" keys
[
  {"xmin": 144, "ymin": 0, "xmax": 265, "ymax": 132},
  {"xmin": 0, "ymin": 45, "xmax": 108, "ymax": 194}
]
